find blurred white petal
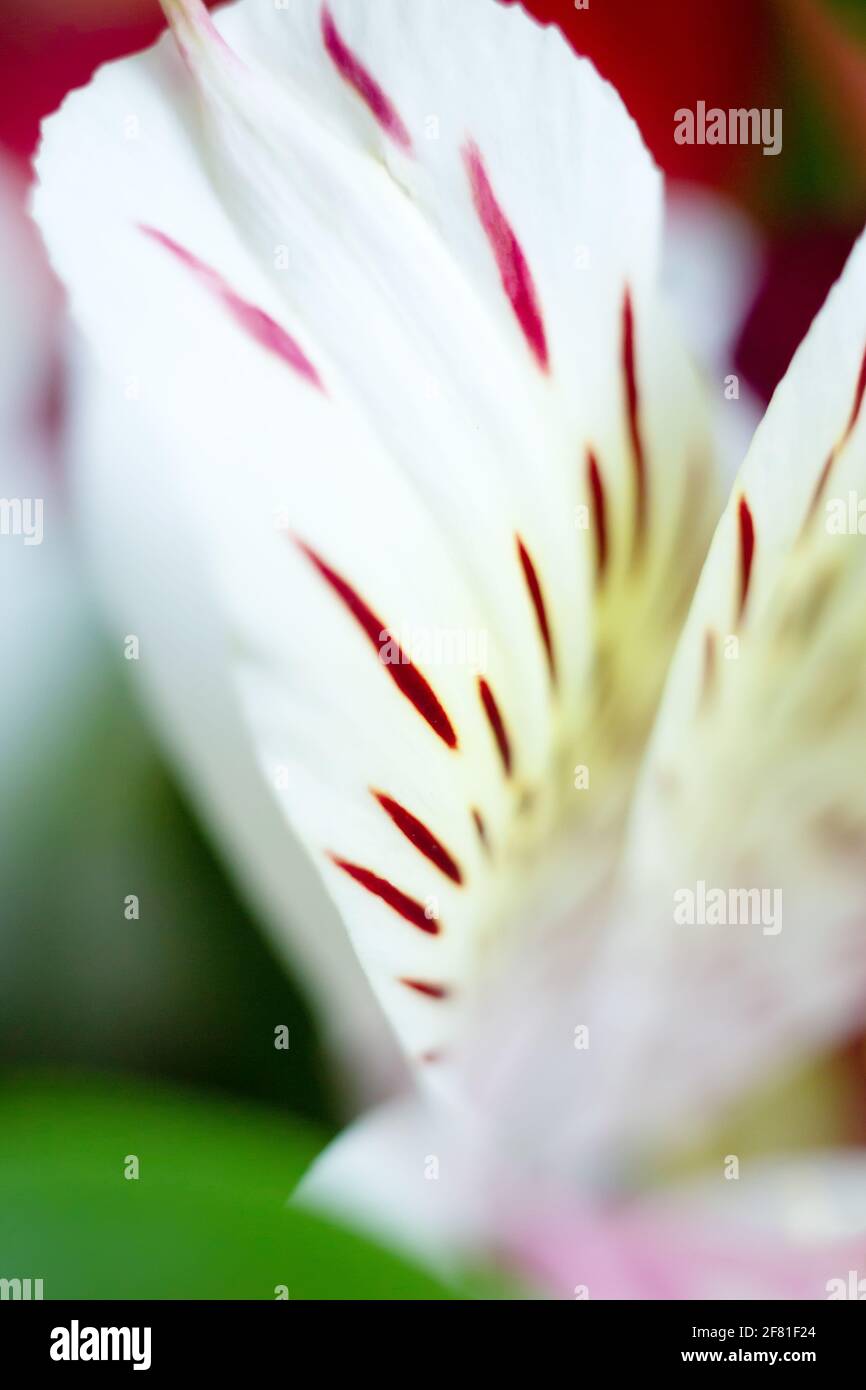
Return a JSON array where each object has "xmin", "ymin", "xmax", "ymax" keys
[
  {"xmin": 663, "ymin": 184, "xmax": 765, "ymax": 485},
  {"xmin": 0, "ymin": 158, "xmax": 96, "ymax": 794}
]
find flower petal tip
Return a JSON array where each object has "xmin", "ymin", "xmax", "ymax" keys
[{"xmin": 159, "ymin": 0, "xmax": 242, "ymax": 75}]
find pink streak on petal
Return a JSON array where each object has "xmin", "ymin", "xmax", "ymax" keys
[
  {"xmin": 503, "ymin": 1199, "xmax": 866, "ymax": 1300},
  {"xmin": 321, "ymin": 4, "xmax": 413, "ymax": 152},
  {"xmin": 139, "ymin": 225, "xmax": 325, "ymax": 392},
  {"xmin": 463, "ymin": 140, "xmax": 550, "ymax": 372}
]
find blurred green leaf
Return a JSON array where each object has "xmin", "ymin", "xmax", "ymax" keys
[
  {"xmin": 769, "ymin": 0, "xmax": 866, "ymax": 220},
  {"xmin": 1, "ymin": 661, "xmax": 331, "ymax": 1123},
  {"xmin": 0, "ymin": 1072, "xmax": 458, "ymax": 1299}
]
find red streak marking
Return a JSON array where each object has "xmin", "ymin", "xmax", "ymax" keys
[
  {"xmin": 471, "ymin": 807, "xmax": 490, "ymax": 853},
  {"xmin": 321, "ymin": 5, "xmax": 412, "ymax": 151},
  {"xmin": 373, "ymin": 791, "xmax": 463, "ymax": 884},
  {"xmin": 478, "ymin": 678, "xmax": 512, "ymax": 776},
  {"xmin": 330, "ymin": 856, "xmax": 440, "ymax": 934},
  {"xmin": 295, "ymin": 540, "xmax": 458, "ymax": 749},
  {"xmin": 622, "ymin": 287, "xmax": 647, "ymax": 553},
  {"xmin": 844, "ymin": 343, "xmax": 866, "ymax": 443},
  {"xmin": 400, "ymin": 979, "xmax": 450, "ymax": 1000},
  {"xmin": 139, "ymin": 226, "xmax": 324, "ymax": 391},
  {"xmin": 802, "ymin": 346, "xmax": 866, "ymax": 532},
  {"xmin": 586, "ymin": 449, "xmax": 609, "ymax": 581},
  {"xmin": 517, "ymin": 536, "xmax": 557, "ymax": 684},
  {"xmin": 463, "ymin": 141, "xmax": 549, "ymax": 371},
  {"xmin": 737, "ymin": 495, "xmax": 755, "ymax": 623}
]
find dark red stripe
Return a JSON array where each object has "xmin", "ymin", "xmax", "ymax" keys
[
  {"xmin": 737, "ymin": 495, "xmax": 756, "ymax": 623},
  {"xmin": 321, "ymin": 5, "xmax": 412, "ymax": 151},
  {"xmin": 400, "ymin": 979, "xmax": 450, "ymax": 1000},
  {"xmin": 478, "ymin": 678, "xmax": 512, "ymax": 776},
  {"xmin": 586, "ymin": 449, "xmax": 609, "ymax": 581},
  {"xmin": 622, "ymin": 287, "xmax": 647, "ymax": 553},
  {"xmin": 330, "ymin": 856, "xmax": 440, "ymax": 934},
  {"xmin": 463, "ymin": 141, "xmax": 549, "ymax": 371},
  {"xmin": 373, "ymin": 791, "xmax": 463, "ymax": 884},
  {"xmin": 139, "ymin": 226, "xmax": 324, "ymax": 391},
  {"xmin": 517, "ymin": 536, "xmax": 557, "ymax": 684},
  {"xmin": 844, "ymin": 343, "xmax": 866, "ymax": 443},
  {"xmin": 295, "ymin": 541, "xmax": 458, "ymax": 749}
]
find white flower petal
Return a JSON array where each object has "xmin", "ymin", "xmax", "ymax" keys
[
  {"xmin": 0, "ymin": 160, "xmax": 91, "ymax": 795},
  {"xmin": 662, "ymin": 184, "xmax": 765, "ymax": 486},
  {"xmin": 624, "ymin": 224, "xmax": 866, "ymax": 1088},
  {"xmin": 215, "ymin": 0, "xmax": 721, "ymax": 760},
  {"xmin": 301, "ymin": 1088, "xmax": 866, "ymax": 1299},
  {"xmin": 295, "ymin": 1089, "xmax": 498, "ymax": 1272},
  {"xmin": 33, "ymin": 0, "xmax": 716, "ymax": 1062},
  {"xmin": 474, "ymin": 228, "xmax": 866, "ymax": 1169}
]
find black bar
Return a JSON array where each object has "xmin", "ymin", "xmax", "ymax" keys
[{"xmin": 1, "ymin": 1298, "xmax": 863, "ymax": 1373}]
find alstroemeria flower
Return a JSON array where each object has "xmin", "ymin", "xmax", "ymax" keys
[{"xmin": 33, "ymin": 0, "xmax": 866, "ymax": 1295}]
